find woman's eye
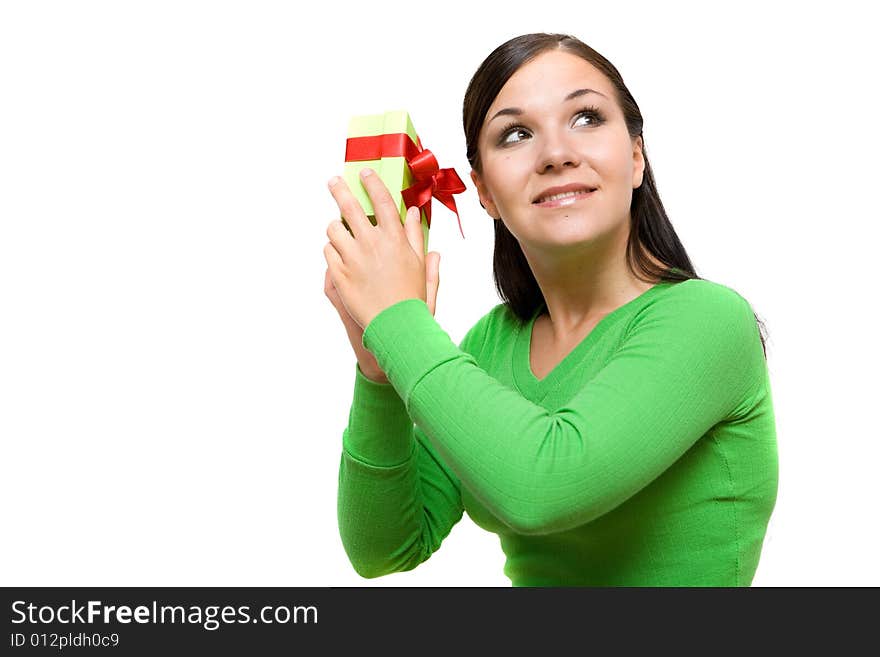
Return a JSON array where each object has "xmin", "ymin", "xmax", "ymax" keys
[
  {"xmin": 501, "ymin": 127, "xmax": 529, "ymax": 145},
  {"xmin": 498, "ymin": 110, "xmax": 602, "ymax": 146},
  {"xmin": 574, "ymin": 111, "xmax": 598, "ymax": 126}
]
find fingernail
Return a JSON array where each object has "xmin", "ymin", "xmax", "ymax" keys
[
  {"xmin": 360, "ymin": 168, "xmax": 373, "ymax": 178},
  {"xmin": 328, "ymin": 176, "xmax": 340, "ymax": 188}
]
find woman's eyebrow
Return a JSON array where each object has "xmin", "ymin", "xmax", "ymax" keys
[{"xmin": 487, "ymin": 88, "xmax": 608, "ymax": 124}]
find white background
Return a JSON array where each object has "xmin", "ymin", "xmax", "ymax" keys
[{"xmin": 1, "ymin": 1, "xmax": 877, "ymax": 587}]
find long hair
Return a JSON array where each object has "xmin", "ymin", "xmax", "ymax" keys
[{"xmin": 462, "ymin": 33, "xmax": 768, "ymax": 357}]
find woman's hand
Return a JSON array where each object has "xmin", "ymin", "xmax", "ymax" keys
[
  {"xmin": 323, "ymin": 254, "xmax": 440, "ymax": 383},
  {"xmin": 324, "ymin": 267, "xmax": 388, "ymax": 382},
  {"xmin": 323, "ymin": 168, "xmax": 441, "ymax": 382},
  {"xmin": 323, "ymin": 168, "xmax": 430, "ymax": 330}
]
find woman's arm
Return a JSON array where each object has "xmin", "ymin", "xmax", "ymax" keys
[
  {"xmin": 336, "ymin": 309, "xmax": 490, "ymax": 578},
  {"xmin": 362, "ymin": 282, "xmax": 767, "ymax": 536},
  {"xmin": 337, "ymin": 364, "xmax": 464, "ymax": 578}
]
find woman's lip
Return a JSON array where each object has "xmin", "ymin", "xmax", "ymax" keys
[{"xmin": 534, "ymin": 190, "xmax": 596, "ymax": 208}]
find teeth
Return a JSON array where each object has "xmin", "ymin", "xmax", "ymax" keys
[{"xmin": 537, "ymin": 189, "xmax": 593, "ymax": 203}]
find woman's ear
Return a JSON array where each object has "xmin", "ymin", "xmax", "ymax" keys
[
  {"xmin": 470, "ymin": 169, "xmax": 500, "ymax": 219},
  {"xmin": 631, "ymin": 134, "xmax": 645, "ymax": 190}
]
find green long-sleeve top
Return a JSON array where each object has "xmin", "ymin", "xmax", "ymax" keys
[{"xmin": 337, "ymin": 277, "xmax": 778, "ymax": 586}]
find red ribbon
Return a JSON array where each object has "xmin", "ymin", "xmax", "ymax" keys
[{"xmin": 344, "ymin": 132, "xmax": 466, "ymax": 238}]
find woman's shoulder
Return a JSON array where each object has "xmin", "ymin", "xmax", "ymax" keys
[
  {"xmin": 659, "ymin": 275, "xmax": 755, "ymax": 316},
  {"xmin": 622, "ymin": 276, "xmax": 760, "ymax": 353}
]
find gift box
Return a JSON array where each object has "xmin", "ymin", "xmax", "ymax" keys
[{"xmin": 342, "ymin": 109, "xmax": 466, "ymax": 255}]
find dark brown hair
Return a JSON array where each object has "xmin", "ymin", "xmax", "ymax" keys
[{"xmin": 462, "ymin": 32, "xmax": 768, "ymax": 357}]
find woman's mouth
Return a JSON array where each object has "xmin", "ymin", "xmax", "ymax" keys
[{"xmin": 533, "ymin": 189, "xmax": 596, "ymax": 208}]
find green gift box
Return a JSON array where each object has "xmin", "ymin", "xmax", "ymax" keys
[{"xmin": 342, "ymin": 109, "xmax": 466, "ymax": 255}]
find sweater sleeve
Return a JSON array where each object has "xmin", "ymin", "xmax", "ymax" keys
[
  {"xmin": 336, "ymin": 316, "xmax": 489, "ymax": 579},
  {"xmin": 361, "ymin": 285, "xmax": 766, "ymax": 536}
]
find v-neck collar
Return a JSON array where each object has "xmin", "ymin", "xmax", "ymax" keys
[{"xmin": 513, "ymin": 280, "xmax": 674, "ymax": 399}]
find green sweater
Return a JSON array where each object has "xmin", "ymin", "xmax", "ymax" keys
[{"xmin": 337, "ymin": 278, "xmax": 778, "ymax": 586}]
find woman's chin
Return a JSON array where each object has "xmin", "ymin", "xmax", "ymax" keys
[{"xmin": 538, "ymin": 227, "xmax": 602, "ymax": 246}]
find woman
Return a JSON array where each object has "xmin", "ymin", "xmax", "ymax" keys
[{"xmin": 323, "ymin": 33, "xmax": 778, "ymax": 586}]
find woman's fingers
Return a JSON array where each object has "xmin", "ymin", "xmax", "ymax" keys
[
  {"xmin": 326, "ymin": 216, "xmax": 361, "ymax": 267},
  {"xmin": 327, "ymin": 175, "xmax": 371, "ymax": 239},
  {"xmin": 322, "ymin": 242, "xmax": 348, "ymax": 302},
  {"xmin": 356, "ymin": 167, "xmax": 404, "ymax": 231},
  {"xmin": 403, "ymin": 206, "xmax": 425, "ymax": 262}
]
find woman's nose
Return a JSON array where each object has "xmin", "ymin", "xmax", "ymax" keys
[{"xmin": 536, "ymin": 129, "xmax": 581, "ymax": 173}]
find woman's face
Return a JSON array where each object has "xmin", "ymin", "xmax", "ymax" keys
[{"xmin": 472, "ymin": 49, "xmax": 644, "ymax": 257}]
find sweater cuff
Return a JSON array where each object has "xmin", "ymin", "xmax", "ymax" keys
[
  {"xmin": 343, "ymin": 361, "xmax": 415, "ymax": 467},
  {"xmin": 362, "ymin": 298, "xmax": 465, "ymax": 408}
]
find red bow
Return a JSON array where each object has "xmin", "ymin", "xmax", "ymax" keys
[{"xmin": 344, "ymin": 132, "xmax": 466, "ymax": 238}]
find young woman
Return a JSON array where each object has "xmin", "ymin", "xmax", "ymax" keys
[{"xmin": 323, "ymin": 33, "xmax": 778, "ymax": 586}]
